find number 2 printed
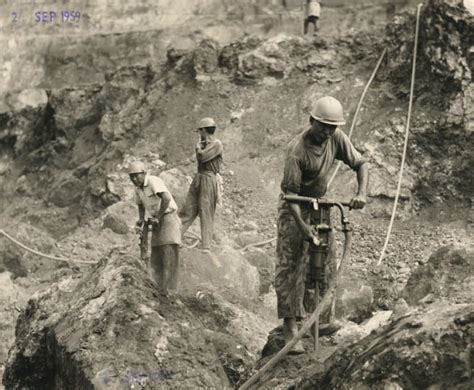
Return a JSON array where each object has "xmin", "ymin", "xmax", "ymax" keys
[{"xmin": 11, "ymin": 12, "xmax": 18, "ymax": 23}]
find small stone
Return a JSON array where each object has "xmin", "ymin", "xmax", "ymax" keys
[
  {"xmin": 392, "ymin": 298, "xmax": 410, "ymax": 320},
  {"xmin": 243, "ymin": 221, "xmax": 259, "ymax": 232},
  {"xmin": 236, "ymin": 232, "xmax": 264, "ymax": 248}
]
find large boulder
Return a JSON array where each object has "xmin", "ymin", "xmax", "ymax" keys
[
  {"xmin": 328, "ymin": 273, "xmax": 375, "ymax": 324},
  {"xmin": 159, "ymin": 168, "xmax": 191, "ymax": 210},
  {"xmin": 3, "ymin": 252, "xmax": 230, "ymax": 389},
  {"xmin": 403, "ymin": 245, "xmax": 473, "ymax": 305},
  {"xmin": 297, "ymin": 303, "xmax": 474, "ymax": 389},
  {"xmin": 334, "ymin": 281, "xmax": 374, "ymax": 323},
  {"xmin": 48, "ymin": 175, "xmax": 84, "ymax": 208},
  {"xmin": 101, "ymin": 201, "xmax": 136, "ymax": 235},
  {"xmin": 179, "ymin": 246, "xmax": 260, "ymax": 300},
  {"xmin": 0, "ymin": 222, "xmax": 63, "ymax": 276},
  {"xmin": 0, "ymin": 250, "xmax": 27, "ymax": 279},
  {"xmin": 243, "ymin": 251, "xmax": 275, "ymax": 295}
]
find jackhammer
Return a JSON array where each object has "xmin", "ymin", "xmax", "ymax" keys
[
  {"xmin": 283, "ymin": 194, "xmax": 352, "ymax": 355},
  {"xmin": 137, "ymin": 219, "xmax": 157, "ymax": 261}
]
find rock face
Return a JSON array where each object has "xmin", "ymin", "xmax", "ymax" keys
[
  {"xmin": 403, "ymin": 245, "xmax": 473, "ymax": 305},
  {"xmin": 297, "ymin": 303, "xmax": 474, "ymax": 390},
  {"xmin": 101, "ymin": 201, "xmax": 136, "ymax": 235},
  {"xmin": 386, "ymin": 0, "xmax": 474, "ymax": 204},
  {"xmin": 3, "ymin": 252, "xmax": 230, "ymax": 389}
]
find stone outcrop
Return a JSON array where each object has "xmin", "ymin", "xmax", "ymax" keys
[
  {"xmin": 385, "ymin": 0, "xmax": 474, "ymax": 203},
  {"xmin": 3, "ymin": 252, "xmax": 231, "ymax": 389},
  {"xmin": 403, "ymin": 245, "xmax": 473, "ymax": 305},
  {"xmin": 297, "ymin": 303, "xmax": 473, "ymax": 389}
]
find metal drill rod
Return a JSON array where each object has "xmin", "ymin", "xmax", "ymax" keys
[{"xmin": 314, "ymin": 280, "xmax": 320, "ymax": 353}]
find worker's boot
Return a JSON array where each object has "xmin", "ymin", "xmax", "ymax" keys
[{"xmin": 283, "ymin": 317, "xmax": 305, "ymax": 354}]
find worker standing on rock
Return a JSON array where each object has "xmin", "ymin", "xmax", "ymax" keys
[
  {"xmin": 129, "ymin": 161, "xmax": 181, "ymax": 293},
  {"xmin": 180, "ymin": 118, "xmax": 223, "ymax": 253},
  {"xmin": 276, "ymin": 96, "xmax": 369, "ymax": 353},
  {"xmin": 303, "ymin": 0, "xmax": 321, "ymax": 35}
]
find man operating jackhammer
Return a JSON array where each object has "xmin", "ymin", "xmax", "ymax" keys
[
  {"xmin": 129, "ymin": 161, "xmax": 181, "ymax": 294},
  {"xmin": 179, "ymin": 117, "xmax": 223, "ymax": 253},
  {"xmin": 276, "ymin": 96, "xmax": 369, "ymax": 353}
]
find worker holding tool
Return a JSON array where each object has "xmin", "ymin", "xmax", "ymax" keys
[
  {"xmin": 276, "ymin": 96, "xmax": 369, "ymax": 353},
  {"xmin": 179, "ymin": 117, "xmax": 223, "ymax": 253},
  {"xmin": 303, "ymin": 0, "xmax": 321, "ymax": 35},
  {"xmin": 129, "ymin": 161, "xmax": 181, "ymax": 294}
]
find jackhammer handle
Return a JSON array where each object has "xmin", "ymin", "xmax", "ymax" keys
[{"xmin": 283, "ymin": 194, "xmax": 351, "ymax": 208}]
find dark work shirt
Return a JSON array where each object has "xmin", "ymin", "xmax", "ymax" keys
[
  {"xmin": 196, "ymin": 139, "xmax": 223, "ymax": 175},
  {"xmin": 281, "ymin": 128, "xmax": 365, "ymax": 197}
]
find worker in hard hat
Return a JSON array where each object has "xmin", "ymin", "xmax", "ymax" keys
[
  {"xmin": 276, "ymin": 96, "xmax": 369, "ymax": 353},
  {"xmin": 129, "ymin": 161, "xmax": 181, "ymax": 293},
  {"xmin": 303, "ymin": 0, "xmax": 320, "ymax": 35},
  {"xmin": 179, "ymin": 117, "xmax": 223, "ymax": 253}
]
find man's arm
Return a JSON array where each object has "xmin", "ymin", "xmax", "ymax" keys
[
  {"xmin": 286, "ymin": 191, "xmax": 318, "ymax": 240},
  {"xmin": 281, "ymin": 150, "xmax": 317, "ymax": 240},
  {"xmin": 154, "ymin": 191, "xmax": 171, "ymax": 221},
  {"xmin": 334, "ymin": 130, "xmax": 369, "ymax": 209},
  {"xmin": 196, "ymin": 140, "xmax": 223, "ymax": 163},
  {"xmin": 349, "ymin": 161, "xmax": 369, "ymax": 209}
]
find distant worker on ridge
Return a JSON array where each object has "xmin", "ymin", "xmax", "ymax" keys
[
  {"xmin": 276, "ymin": 96, "xmax": 369, "ymax": 353},
  {"xmin": 303, "ymin": 0, "xmax": 321, "ymax": 35},
  {"xmin": 129, "ymin": 161, "xmax": 181, "ymax": 293},
  {"xmin": 180, "ymin": 118, "xmax": 223, "ymax": 253}
]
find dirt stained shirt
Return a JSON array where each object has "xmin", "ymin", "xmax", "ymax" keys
[
  {"xmin": 281, "ymin": 128, "xmax": 365, "ymax": 198},
  {"xmin": 135, "ymin": 174, "xmax": 178, "ymax": 218}
]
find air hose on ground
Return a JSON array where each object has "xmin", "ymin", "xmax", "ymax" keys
[{"xmin": 0, "ymin": 228, "xmax": 97, "ymax": 265}]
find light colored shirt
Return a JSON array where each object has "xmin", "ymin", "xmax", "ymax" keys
[
  {"xmin": 281, "ymin": 128, "xmax": 365, "ymax": 198},
  {"xmin": 305, "ymin": 0, "xmax": 321, "ymax": 17},
  {"xmin": 135, "ymin": 174, "xmax": 178, "ymax": 218}
]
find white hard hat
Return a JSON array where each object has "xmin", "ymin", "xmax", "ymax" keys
[
  {"xmin": 310, "ymin": 96, "xmax": 346, "ymax": 126},
  {"xmin": 198, "ymin": 117, "xmax": 216, "ymax": 128},
  {"xmin": 128, "ymin": 161, "xmax": 146, "ymax": 174}
]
